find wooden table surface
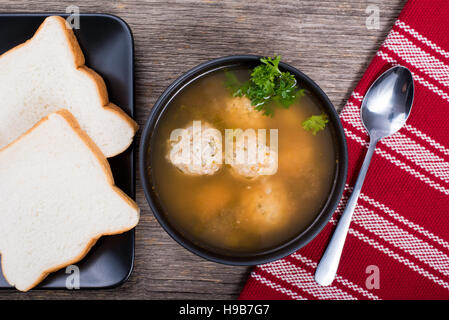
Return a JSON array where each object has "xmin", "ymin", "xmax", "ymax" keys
[{"xmin": 0, "ymin": 0, "xmax": 406, "ymax": 300}]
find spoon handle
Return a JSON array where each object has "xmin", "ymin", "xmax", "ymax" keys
[{"xmin": 315, "ymin": 138, "xmax": 378, "ymax": 286}]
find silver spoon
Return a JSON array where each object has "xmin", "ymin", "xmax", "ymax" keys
[{"xmin": 314, "ymin": 66, "xmax": 414, "ymax": 286}]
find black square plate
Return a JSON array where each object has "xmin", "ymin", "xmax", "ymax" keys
[{"xmin": 0, "ymin": 13, "xmax": 136, "ymax": 289}]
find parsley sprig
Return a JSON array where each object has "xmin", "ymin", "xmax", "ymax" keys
[
  {"xmin": 225, "ymin": 56, "xmax": 304, "ymax": 117},
  {"xmin": 302, "ymin": 114, "xmax": 329, "ymax": 135},
  {"xmin": 225, "ymin": 56, "xmax": 328, "ymax": 134}
]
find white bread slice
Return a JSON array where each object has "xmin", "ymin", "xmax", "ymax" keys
[
  {"xmin": 0, "ymin": 16, "xmax": 138, "ymax": 157},
  {"xmin": 0, "ymin": 109, "xmax": 140, "ymax": 292}
]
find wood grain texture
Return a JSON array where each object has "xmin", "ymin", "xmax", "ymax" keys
[{"xmin": 0, "ymin": 0, "xmax": 406, "ymax": 300}]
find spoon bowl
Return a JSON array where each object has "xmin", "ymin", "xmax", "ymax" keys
[{"xmin": 361, "ymin": 66, "xmax": 414, "ymax": 140}]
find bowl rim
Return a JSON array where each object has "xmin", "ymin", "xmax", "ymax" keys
[{"xmin": 139, "ymin": 55, "xmax": 348, "ymax": 266}]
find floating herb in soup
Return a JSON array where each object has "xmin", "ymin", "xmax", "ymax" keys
[
  {"xmin": 225, "ymin": 55, "xmax": 305, "ymax": 116},
  {"xmin": 149, "ymin": 57, "xmax": 336, "ymax": 254}
]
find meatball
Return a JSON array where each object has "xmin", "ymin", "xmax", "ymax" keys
[
  {"xmin": 236, "ymin": 180, "xmax": 290, "ymax": 234},
  {"xmin": 167, "ymin": 121, "xmax": 222, "ymax": 175},
  {"xmin": 229, "ymin": 129, "xmax": 278, "ymax": 179},
  {"xmin": 224, "ymin": 96, "xmax": 266, "ymax": 129},
  {"xmin": 278, "ymin": 143, "xmax": 313, "ymax": 178},
  {"xmin": 274, "ymin": 107, "xmax": 317, "ymax": 178}
]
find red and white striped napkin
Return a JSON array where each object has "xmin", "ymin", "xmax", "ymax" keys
[{"xmin": 239, "ymin": 0, "xmax": 449, "ymax": 300}]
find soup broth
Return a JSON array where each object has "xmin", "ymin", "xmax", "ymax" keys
[{"xmin": 149, "ymin": 67, "xmax": 336, "ymax": 254}]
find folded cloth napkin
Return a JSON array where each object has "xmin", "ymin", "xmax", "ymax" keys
[{"xmin": 239, "ymin": 0, "xmax": 449, "ymax": 300}]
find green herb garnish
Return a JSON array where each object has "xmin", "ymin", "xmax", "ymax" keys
[
  {"xmin": 302, "ymin": 114, "xmax": 329, "ymax": 135},
  {"xmin": 225, "ymin": 55, "xmax": 304, "ymax": 117}
]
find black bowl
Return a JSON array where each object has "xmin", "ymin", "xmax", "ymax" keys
[{"xmin": 139, "ymin": 55, "xmax": 348, "ymax": 266}]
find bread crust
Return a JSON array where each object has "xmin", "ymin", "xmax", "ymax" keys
[
  {"xmin": 0, "ymin": 15, "xmax": 139, "ymax": 157},
  {"xmin": 0, "ymin": 109, "xmax": 140, "ymax": 292}
]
